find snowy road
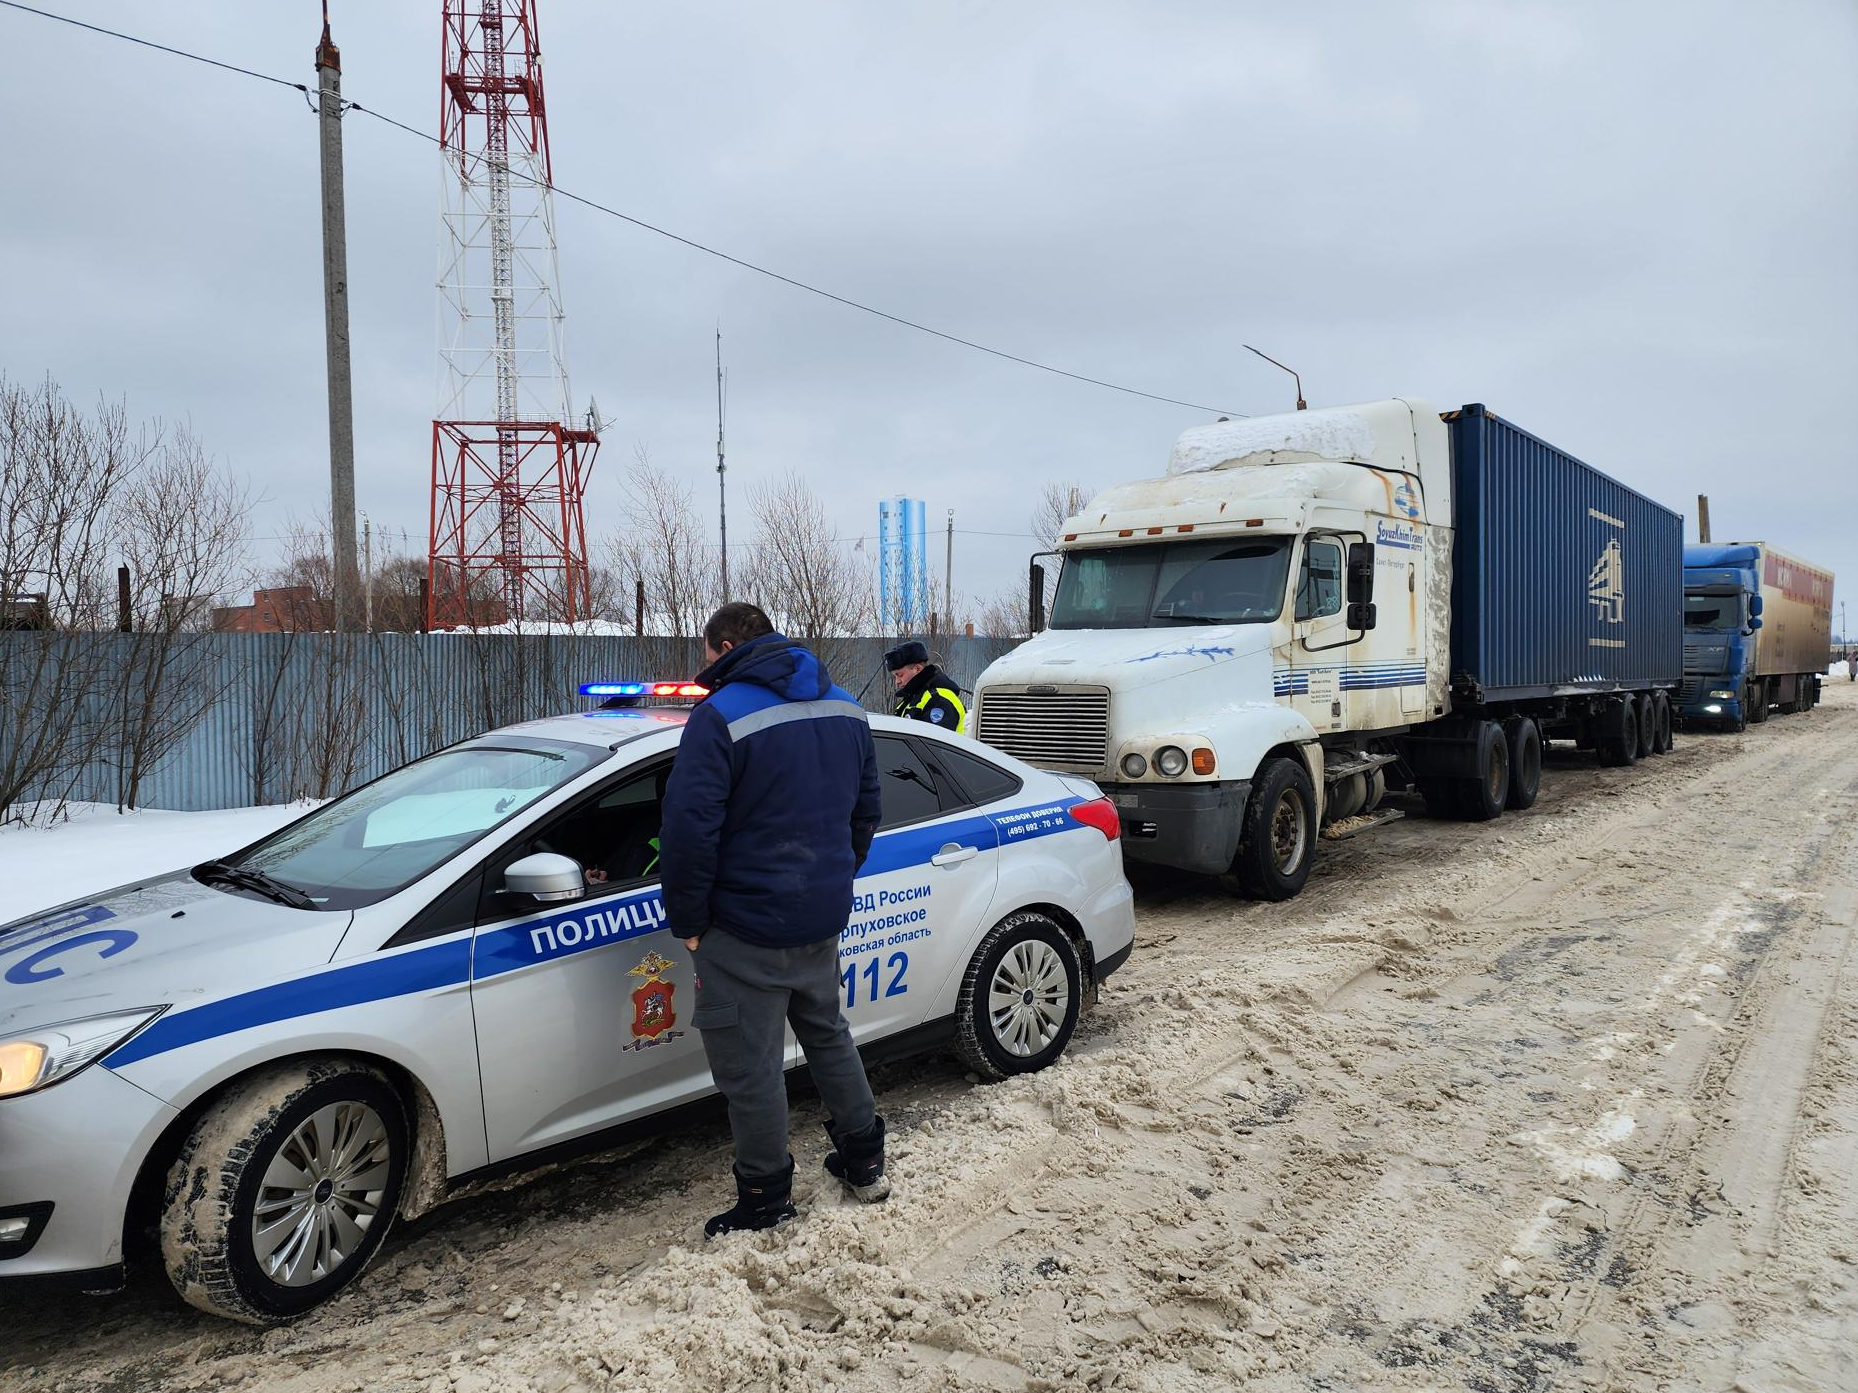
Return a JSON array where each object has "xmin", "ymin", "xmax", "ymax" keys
[{"xmin": 7, "ymin": 688, "xmax": 1857, "ymax": 1393}]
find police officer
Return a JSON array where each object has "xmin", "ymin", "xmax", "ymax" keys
[{"xmin": 885, "ymin": 640, "xmax": 967, "ymax": 734}]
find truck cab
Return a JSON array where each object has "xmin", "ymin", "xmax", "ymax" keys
[
  {"xmin": 1680, "ymin": 544, "xmax": 1763, "ymax": 729},
  {"xmin": 973, "ymin": 399, "xmax": 1454, "ymax": 898}
]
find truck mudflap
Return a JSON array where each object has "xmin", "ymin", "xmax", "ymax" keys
[{"xmin": 1103, "ymin": 779, "xmax": 1250, "ymax": 877}]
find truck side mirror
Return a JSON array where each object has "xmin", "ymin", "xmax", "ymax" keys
[
  {"xmin": 1028, "ymin": 561, "xmax": 1047, "ymax": 634},
  {"xmin": 1348, "ymin": 602, "xmax": 1378, "ymax": 631},
  {"xmin": 1748, "ymin": 616, "xmax": 1763, "ymax": 631},
  {"xmin": 1748, "ymin": 594, "xmax": 1764, "ymax": 617},
  {"xmin": 1346, "ymin": 542, "xmax": 1375, "ymax": 605}
]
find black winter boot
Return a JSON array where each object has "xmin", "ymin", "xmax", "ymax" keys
[
  {"xmin": 704, "ymin": 1159, "xmax": 797, "ymax": 1238},
  {"xmin": 823, "ymin": 1115, "xmax": 891, "ymax": 1203}
]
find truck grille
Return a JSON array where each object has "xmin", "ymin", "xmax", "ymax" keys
[{"xmin": 975, "ymin": 687, "xmax": 1110, "ymax": 772}]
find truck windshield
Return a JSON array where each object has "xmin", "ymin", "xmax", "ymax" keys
[
  {"xmin": 201, "ymin": 736, "xmax": 609, "ymax": 911},
  {"xmin": 1684, "ymin": 594, "xmax": 1739, "ymax": 631},
  {"xmin": 1050, "ymin": 537, "xmax": 1293, "ymax": 629}
]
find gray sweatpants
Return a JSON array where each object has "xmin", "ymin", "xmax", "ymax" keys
[{"xmin": 692, "ymin": 929, "xmax": 877, "ymax": 1179}]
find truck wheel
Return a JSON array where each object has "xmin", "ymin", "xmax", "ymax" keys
[
  {"xmin": 160, "ymin": 1059, "xmax": 409, "ymax": 1325},
  {"xmin": 1651, "ymin": 692, "xmax": 1673, "ymax": 753},
  {"xmin": 1460, "ymin": 720, "xmax": 1510, "ymax": 821},
  {"xmin": 1232, "ymin": 756, "xmax": 1316, "ymax": 900},
  {"xmin": 1596, "ymin": 700, "xmax": 1638, "ymax": 767},
  {"xmin": 1634, "ymin": 694, "xmax": 1656, "ymax": 759},
  {"xmin": 1505, "ymin": 718, "xmax": 1542, "ymax": 810},
  {"xmin": 954, "ymin": 911, "xmax": 1083, "ymax": 1081},
  {"xmin": 1747, "ymin": 682, "xmax": 1769, "ymax": 724}
]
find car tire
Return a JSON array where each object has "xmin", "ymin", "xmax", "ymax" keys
[
  {"xmin": 1651, "ymin": 692, "xmax": 1673, "ymax": 754},
  {"xmin": 1231, "ymin": 756, "xmax": 1317, "ymax": 900},
  {"xmin": 954, "ymin": 912, "xmax": 1084, "ymax": 1082},
  {"xmin": 160, "ymin": 1059, "xmax": 409, "ymax": 1326},
  {"xmin": 1505, "ymin": 717, "xmax": 1542, "ymax": 810}
]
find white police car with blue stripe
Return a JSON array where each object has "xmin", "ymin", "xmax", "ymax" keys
[{"xmin": 0, "ymin": 694, "xmax": 1134, "ymax": 1323}]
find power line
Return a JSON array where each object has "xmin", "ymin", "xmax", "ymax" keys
[{"xmin": 1, "ymin": 0, "xmax": 1248, "ymax": 419}]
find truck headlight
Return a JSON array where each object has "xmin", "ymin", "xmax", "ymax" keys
[
  {"xmin": 0, "ymin": 1008, "xmax": 166, "ymax": 1099},
  {"xmin": 1708, "ymin": 689, "xmax": 1735, "ymax": 699},
  {"xmin": 1119, "ymin": 753, "xmax": 1148, "ymax": 779},
  {"xmin": 1155, "ymin": 746, "xmax": 1189, "ymax": 778}
]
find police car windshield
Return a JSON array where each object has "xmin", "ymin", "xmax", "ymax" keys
[
  {"xmin": 1050, "ymin": 537, "xmax": 1293, "ymax": 629},
  {"xmin": 215, "ymin": 737, "xmax": 607, "ymax": 911}
]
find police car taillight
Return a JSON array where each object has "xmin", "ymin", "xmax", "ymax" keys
[{"xmin": 1068, "ymin": 798, "xmax": 1121, "ymax": 841}]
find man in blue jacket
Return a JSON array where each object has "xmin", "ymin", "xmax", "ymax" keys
[{"xmin": 660, "ymin": 602, "xmax": 889, "ymax": 1235}]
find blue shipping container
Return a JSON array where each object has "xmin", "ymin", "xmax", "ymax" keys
[{"xmin": 1445, "ymin": 403, "xmax": 1683, "ymax": 702}]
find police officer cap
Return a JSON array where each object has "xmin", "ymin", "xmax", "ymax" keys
[{"xmin": 884, "ymin": 639, "xmax": 929, "ymax": 671}]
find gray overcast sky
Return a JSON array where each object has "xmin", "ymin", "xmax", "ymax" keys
[{"xmin": 3, "ymin": 1, "xmax": 1855, "ymax": 628}]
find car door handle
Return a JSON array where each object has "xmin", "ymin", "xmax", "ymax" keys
[{"xmin": 931, "ymin": 843, "xmax": 979, "ymax": 869}]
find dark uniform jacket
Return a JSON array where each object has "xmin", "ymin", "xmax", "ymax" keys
[{"xmin": 893, "ymin": 664, "xmax": 967, "ymax": 733}]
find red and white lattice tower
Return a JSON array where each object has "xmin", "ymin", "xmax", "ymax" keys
[{"xmin": 428, "ymin": 0, "xmax": 597, "ymax": 628}]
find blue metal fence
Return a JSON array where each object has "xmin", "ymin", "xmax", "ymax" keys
[{"xmin": 2, "ymin": 632, "xmax": 1015, "ymax": 814}]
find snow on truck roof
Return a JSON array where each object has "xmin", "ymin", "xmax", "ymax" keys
[{"xmin": 1168, "ymin": 398, "xmax": 1440, "ymax": 476}]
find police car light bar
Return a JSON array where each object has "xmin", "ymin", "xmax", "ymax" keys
[{"xmin": 579, "ymin": 681, "xmax": 710, "ymax": 699}]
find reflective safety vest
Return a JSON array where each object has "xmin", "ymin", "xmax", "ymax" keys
[{"xmin": 900, "ymin": 684, "xmax": 968, "ymax": 735}]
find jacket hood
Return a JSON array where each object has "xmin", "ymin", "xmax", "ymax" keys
[{"xmin": 698, "ymin": 632, "xmax": 834, "ymax": 702}]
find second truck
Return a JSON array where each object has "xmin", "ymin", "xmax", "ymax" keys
[
  {"xmin": 972, "ymin": 399, "xmax": 1682, "ymax": 900},
  {"xmin": 1679, "ymin": 542, "xmax": 1833, "ymax": 730}
]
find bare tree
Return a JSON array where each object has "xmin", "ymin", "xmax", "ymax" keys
[
  {"xmin": 606, "ymin": 447, "xmax": 718, "ymax": 673},
  {"xmin": 1032, "ymin": 479, "xmax": 1093, "ymax": 550},
  {"xmin": 0, "ymin": 376, "xmax": 157, "ymax": 819},
  {"xmin": 107, "ymin": 426, "xmax": 254, "ymax": 807},
  {"xmin": 741, "ymin": 472, "xmax": 875, "ymax": 677}
]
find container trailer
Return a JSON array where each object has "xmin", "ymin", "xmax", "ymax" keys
[
  {"xmin": 973, "ymin": 399, "xmax": 1683, "ymax": 900},
  {"xmin": 1679, "ymin": 542, "xmax": 1833, "ymax": 729}
]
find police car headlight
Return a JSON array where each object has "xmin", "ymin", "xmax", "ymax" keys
[
  {"xmin": 1120, "ymin": 753, "xmax": 1148, "ymax": 779},
  {"xmin": 1155, "ymin": 746, "xmax": 1189, "ymax": 778},
  {"xmin": 0, "ymin": 1007, "xmax": 166, "ymax": 1100}
]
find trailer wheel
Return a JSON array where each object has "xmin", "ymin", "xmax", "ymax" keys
[
  {"xmin": 1634, "ymin": 694, "xmax": 1656, "ymax": 759},
  {"xmin": 1231, "ymin": 756, "xmax": 1316, "ymax": 901},
  {"xmin": 1747, "ymin": 681, "xmax": 1769, "ymax": 724},
  {"xmin": 1651, "ymin": 692, "xmax": 1673, "ymax": 753},
  {"xmin": 1504, "ymin": 718, "xmax": 1542, "ymax": 810},
  {"xmin": 1596, "ymin": 699, "xmax": 1639, "ymax": 767}
]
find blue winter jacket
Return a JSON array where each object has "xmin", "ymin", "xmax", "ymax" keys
[{"xmin": 660, "ymin": 634, "xmax": 881, "ymax": 948}]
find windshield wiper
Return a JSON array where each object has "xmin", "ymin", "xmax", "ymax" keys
[
  {"xmin": 1154, "ymin": 611, "xmax": 1244, "ymax": 625},
  {"xmin": 196, "ymin": 860, "xmax": 318, "ymax": 911}
]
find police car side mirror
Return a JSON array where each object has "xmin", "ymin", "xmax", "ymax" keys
[{"xmin": 503, "ymin": 852, "xmax": 585, "ymax": 903}]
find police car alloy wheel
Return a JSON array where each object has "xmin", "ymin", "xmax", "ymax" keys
[
  {"xmin": 954, "ymin": 911, "xmax": 1084, "ymax": 1081},
  {"xmin": 160, "ymin": 1059, "xmax": 409, "ymax": 1325}
]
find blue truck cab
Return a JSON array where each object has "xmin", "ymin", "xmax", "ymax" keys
[{"xmin": 1681, "ymin": 543, "xmax": 1764, "ymax": 728}]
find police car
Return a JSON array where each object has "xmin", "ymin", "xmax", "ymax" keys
[{"xmin": 0, "ymin": 690, "xmax": 1135, "ymax": 1323}]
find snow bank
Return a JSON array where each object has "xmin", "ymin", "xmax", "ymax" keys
[{"xmin": 0, "ymin": 803, "xmax": 313, "ymax": 925}]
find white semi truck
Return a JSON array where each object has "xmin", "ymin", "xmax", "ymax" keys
[{"xmin": 972, "ymin": 399, "xmax": 1683, "ymax": 899}]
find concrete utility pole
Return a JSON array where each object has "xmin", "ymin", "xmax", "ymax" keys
[
  {"xmin": 316, "ymin": 10, "xmax": 362, "ymax": 630},
  {"xmin": 1697, "ymin": 494, "xmax": 1711, "ymax": 544}
]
